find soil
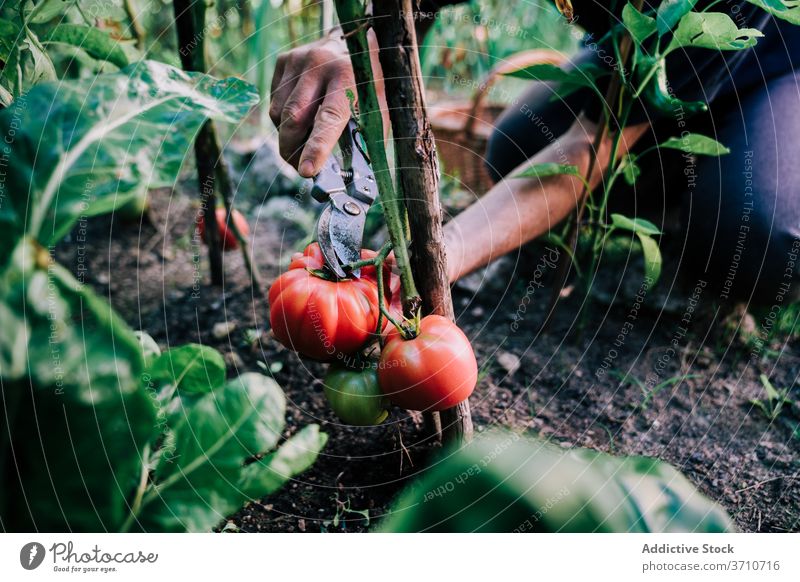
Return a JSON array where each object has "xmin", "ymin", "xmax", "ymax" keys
[{"xmin": 56, "ymin": 182, "xmax": 800, "ymax": 534}]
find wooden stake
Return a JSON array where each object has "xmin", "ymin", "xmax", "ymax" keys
[{"xmin": 373, "ymin": 0, "xmax": 473, "ymax": 444}]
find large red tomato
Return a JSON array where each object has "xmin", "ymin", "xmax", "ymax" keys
[
  {"xmin": 269, "ymin": 243, "xmax": 388, "ymax": 361},
  {"xmin": 377, "ymin": 315, "xmax": 477, "ymax": 411},
  {"xmin": 198, "ymin": 207, "xmax": 250, "ymax": 251}
]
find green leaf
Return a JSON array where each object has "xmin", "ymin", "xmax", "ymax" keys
[
  {"xmin": 27, "ymin": 0, "xmax": 80, "ymax": 24},
  {"xmin": 610, "ymin": 213, "xmax": 661, "ymax": 236},
  {"xmin": 743, "ymin": 0, "xmax": 800, "ymax": 25},
  {"xmin": 637, "ymin": 233, "xmax": 663, "ymax": 285},
  {"xmin": 607, "ymin": 215, "xmax": 663, "ymax": 284},
  {"xmin": 149, "ymin": 343, "xmax": 227, "ymax": 394},
  {"xmin": 502, "ymin": 62, "xmax": 605, "ymax": 92},
  {"xmin": 0, "ymin": 238, "xmax": 157, "ymax": 531},
  {"xmin": 759, "ymin": 374, "xmax": 780, "ymax": 401},
  {"xmin": 382, "ymin": 431, "xmax": 735, "ymax": 532},
  {"xmin": 0, "ymin": 60, "xmax": 259, "ymax": 257},
  {"xmin": 656, "ymin": 0, "xmax": 699, "ymax": 36},
  {"xmin": 667, "ymin": 11, "xmax": 763, "ymax": 52},
  {"xmin": 623, "ymin": 2, "xmax": 657, "ymax": 45},
  {"xmin": 5, "ymin": 26, "xmax": 57, "ymax": 95},
  {"xmin": 637, "ymin": 56, "xmax": 708, "ymax": 117},
  {"xmin": 134, "ymin": 331, "xmax": 161, "ymax": 369},
  {"xmin": 138, "ymin": 373, "xmax": 287, "ymax": 532},
  {"xmin": 660, "ymin": 134, "xmax": 730, "ymax": 156},
  {"xmin": 619, "ymin": 154, "xmax": 641, "ymax": 185},
  {"xmin": 239, "ymin": 425, "xmax": 328, "ymax": 498},
  {"xmin": 42, "ymin": 24, "xmax": 129, "ymax": 69},
  {"xmin": 513, "ymin": 163, "xmax": 582, "ymax": 181}
]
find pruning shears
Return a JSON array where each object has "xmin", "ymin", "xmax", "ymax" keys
[{"xmin": 311, "ymin": 118, "xmax": 376, "ymax": 278}]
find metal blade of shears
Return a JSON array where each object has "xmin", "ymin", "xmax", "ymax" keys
[{"xmin": 313, "ymin": 118, "xmax": 376, "ymax": 278}]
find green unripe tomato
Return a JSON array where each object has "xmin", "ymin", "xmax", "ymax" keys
[{"xmin": 323, "ymin": 365, "xmax": 390, "ymax": 426}]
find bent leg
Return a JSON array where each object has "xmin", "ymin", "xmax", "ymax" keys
[
  {"xmin": 682, "ymin": 71, "xmax": 800, "ymax": 304},
  {"xmin": 484, "ymin": 73, "xmax": 589, "ymax": 181}
]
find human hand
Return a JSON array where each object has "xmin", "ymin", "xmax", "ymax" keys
[{"xmin": 269, "ymin": 32, "xmax": 385, "ymax": 177}]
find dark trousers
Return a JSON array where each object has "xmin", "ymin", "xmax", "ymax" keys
[{"xmin": 485, "ymin": 68, "xmax": 800, "ymax": 304}]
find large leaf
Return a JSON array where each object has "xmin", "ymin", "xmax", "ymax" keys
[
  {"xmin": 0, "ymin": 60, "xmax": 258, "ymax": 256},
  {"xmin": 238, "ymin": 425, "xmax": 328, "ymax": 498},
  {"xmin": 381, "ymin": 432, "xmax": 735, "ymax": 532},
  {"xmin": 136, "ymin": 373, "xmax": 289, "ymax": 532},
  {"xmin": 743, "ymin": 0, "xmax": 800, "ymax": 25},
  {"xmin": 0, "ymin": 237, "xmax": 157, "ymax": 531},
  {"xmin": 623, "ymin": 2, "xmax": 657, "ymax": 45},
  {"xmin": 41, "ymin": 24, "xmax": 129, "ymax": 69},
  {"xmin": 660, "ymin": 133, "xmax": 730, "ymax": 156},
  {"xmin": 149, "ymin": 343, "xmax": 227, "ymax": 394},
  {"xmin": 656, "ymin": 0, "xmax": 699, "ymax": 36},
  {"xmin": 667, "ymin": 11, "xmax": 763, "ymax": 52}
]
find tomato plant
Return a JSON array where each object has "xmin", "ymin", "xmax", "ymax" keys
[
  {"xmin": 378, "ymin": 315, "xmax": 477, "ymax": 412},
  {"xmin": 198, "ymin": 207, "xmax": 250, "ymax": 251},
  {"xmin": 269, "ymin": 242, "xmax": 390, "ymax": 361},
  {"xmin": 323, "ymin": 365, "xmax": 390, "ymax": 426}
]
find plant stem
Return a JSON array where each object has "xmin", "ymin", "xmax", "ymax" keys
[
  {"xmin": 123, "ymin": 0, "xmax": 146, "ymax": 50},
  {"xmin": 333, "ymin": 0, "xmax": 421, "ymax": 318},
  {"xmin": 542, "ymin": 0, "xmax": 644, "ymax": 332},
  {"xmin": 119, "ymin": 444, "xmax": 150, "ymax": 533},
  {"xmin": 174, "ymin": 0, "xmax": 224, "ymax": 286},
  {"xmin": 212, "ymin": 131, "xmax": 265, "ymax": 296}
]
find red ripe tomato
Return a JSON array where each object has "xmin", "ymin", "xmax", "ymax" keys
[
  {"xmin": 269, "ymin": 243, "xmax": 388, "ymax": 361},
  {"xmin": 198, "ymin": 207, "xmax": 249, "ymax": 251},
  {"xmin": 378, "ymin": 315, "xmax": 477, "ymax": 411}
]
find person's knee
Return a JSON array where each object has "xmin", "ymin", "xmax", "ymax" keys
[
  {"xmin": 686, "ymin": 199, "xmax": 800, "ymax": 304},
  {"xmin": 484, "ymin": 128, "xmax": 512, "ymax": 183}
]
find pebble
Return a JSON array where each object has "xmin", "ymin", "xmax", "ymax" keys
[
  {"xmin": 496, "ymin": 351, "xmax": 521, "ymax": 376},
  {"xmin": 213, "ymin": 321, "xmax": 237, "ymax": 339},
  {"xmin": 224, "ymin": 351, "xmax": 244, "ymax": 369}
]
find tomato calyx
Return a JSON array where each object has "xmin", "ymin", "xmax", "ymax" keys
[
  {"xmin": 389, "ymin": 310, "xmax": 421, "ymax": 341},
  {"xmin": 305, "ymin": 266, "xmax": 339, "ymax": 281}
]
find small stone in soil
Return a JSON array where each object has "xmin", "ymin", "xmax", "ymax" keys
[
  {"xmin": 213, "ymin": 321, "xmax": 237, "ymax": 339},
  {"xmin": 496, "ymin": 351, "xmax": 521, "ymax": 376}
]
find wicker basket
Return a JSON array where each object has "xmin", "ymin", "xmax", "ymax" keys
[{"xmin": 429, "ymin": 49, "xmax": 567, "ymax": 195}]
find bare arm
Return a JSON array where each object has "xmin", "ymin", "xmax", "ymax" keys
[{"xmin": 444, "ymin": 115, "xmax": 650, "ymax": 282}]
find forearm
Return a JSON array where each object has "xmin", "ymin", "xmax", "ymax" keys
[{"xmin": 443, "ymin": 115, "xmax": 649, "ymax": 282}]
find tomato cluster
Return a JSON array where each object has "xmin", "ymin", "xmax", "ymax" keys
[{"xmin": 268, "ymin": 243, "xmax": 477, "ymax": 424}]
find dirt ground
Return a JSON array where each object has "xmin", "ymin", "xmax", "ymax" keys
[{"xmin": 56, "ymin": 182, "xmax": 800, "ymax": 533}]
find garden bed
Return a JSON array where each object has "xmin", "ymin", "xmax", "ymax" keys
[{"xmin": 56, "ymin": 185, "xmax": 800, "ymax": 533}]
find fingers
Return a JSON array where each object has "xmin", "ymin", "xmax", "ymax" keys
[
  {"xmin": 268, "ymin": 39, "xmax": 354, "ymax": 173},
  {"xmin": 269, "ymin": 53, "xmax": 300, "ymax": 130},
  {"xmin": 278, "ymin": 74, "xmax": 326, "ymax": 167},
  {"xmin": 297, "ymin": 84, "xmax": 351, "ymax": 177}
]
